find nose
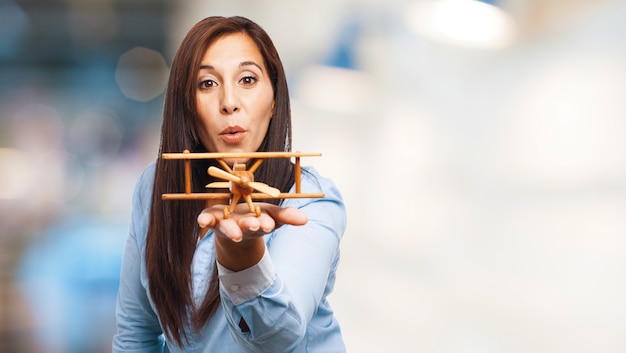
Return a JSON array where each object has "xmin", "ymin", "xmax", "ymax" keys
[{"xmin": 220, "ymin": 83, "xmax": 239, "ymax": 114}]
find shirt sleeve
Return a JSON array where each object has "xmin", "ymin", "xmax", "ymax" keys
[
  {"xmin": 113, "ymin": 165, "xmax": 166, "ymax": 353},
  {"xmin": 218, "ymin": 170, "xmax": 346, "ymax": 353},
  {"xmin": 217, "ymin": 250, "xmax": 275, "ymax": 305}
]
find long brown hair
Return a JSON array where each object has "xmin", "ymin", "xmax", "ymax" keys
[{"xmin": 145, "ymin": 16, "xmax": 294, "ymax": 347}]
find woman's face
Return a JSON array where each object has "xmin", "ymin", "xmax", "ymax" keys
[{"xmin": 195, "ymin": 33, "xmax": 274, "ymax": 162}]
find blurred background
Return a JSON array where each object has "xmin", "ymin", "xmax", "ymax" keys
[{"xmin": 1, "ymin": 0, "xmax": 626, "ymax": 352}]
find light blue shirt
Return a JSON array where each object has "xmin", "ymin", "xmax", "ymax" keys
[{"xmin": 113, "ymin": 162, "xmax": 347, "ymax": 353}]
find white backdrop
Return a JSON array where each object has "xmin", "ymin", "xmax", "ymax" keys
[
  {"xmin": 2, "ymin": 1, "xmax": 619, "ymax": 352},
  {"xmin": 167, "ymin": 1, "xmax": 626, "ymax": 351}
]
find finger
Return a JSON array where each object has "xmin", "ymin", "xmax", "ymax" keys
[
  {"xmin": 256, "ymin": 213, "xmax": 276, "ymax": 233},
  {"xmin": 237, "ymin": 216, "xmax": 262, "ymax": 232},
  {"xmin": 264, "ymin": 205, "xmax": 308, "ymax": 227},
  {"xmin": 218, "ymin": 218, "xmax": 244, "ymax": 242},
  {"xmin": 197, "ymin": 209, "xmax": 217, "ymax": 228}
]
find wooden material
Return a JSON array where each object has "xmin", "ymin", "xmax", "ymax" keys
[
  {"xmin": 162, "ymin": 151, "xmax": 321, "ymax": 160},
  {"xmin": 206, "ymin": 163, "xmax": 282, "ymax": 217},
  {"xmin": 183, "ymin": 149, "xmax": 191, "ymax": 194},
  {"xmin": 295, "ymin": 153, "xmax": 301, "ymax": 193},
  {"xmin": 161, "ymin": 151, "xmax": 324, "ymax": 217},
  {"xmin": 162, "ymin": 192, "xmax": 325, "ymax": 200}
]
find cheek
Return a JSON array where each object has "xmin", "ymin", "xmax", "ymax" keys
[
  {"xmin": 196, "ymin": 100, "xmax": 218, "ymax": 127},
  {"xmin": 265, "ymin": 96, "xmax": 275, "ymax": 119},
  {"xmin": 196, "ymin": 113, "xmax": 210, "ymax": 132},
  {"xmin": 250, "ymin": 92, "xmax": 274, "ymax": 123},
  {"xmin": 195, "ymin": 108, "xmax": 219, "ymax": 147},
  {"xmin": 254, "ymin": 105, "xmax": 274, "ymax": 144},
  {"xmin": 261, "ymin": 101, "xmax": 274, "ymax": 127}
]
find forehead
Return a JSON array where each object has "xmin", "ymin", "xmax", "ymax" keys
[{"xmin": 201, "ymin": 33, "xmax": 265, "ymax": 65}]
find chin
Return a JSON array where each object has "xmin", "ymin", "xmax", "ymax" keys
[{"xmin": 223, "ymin": 157, "xmax": 250, "ymax": 166}]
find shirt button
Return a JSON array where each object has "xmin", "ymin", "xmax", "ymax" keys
[{"xmin": 230, "ymin": 285, "xmax": 239, "ymax": 292}]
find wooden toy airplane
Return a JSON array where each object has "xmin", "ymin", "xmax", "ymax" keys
[{"xmin": 161, "ymin": 150, "xmax": 324, "ymax": 218}]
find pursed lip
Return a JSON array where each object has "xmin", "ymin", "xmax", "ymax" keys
[{"xmin": 219, "ymin": 125, "xmax": 247, "ymax": 144}]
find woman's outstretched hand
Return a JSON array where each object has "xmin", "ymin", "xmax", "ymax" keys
[
  {"xmin": 197, "ymin": 203, "xmax": 307, "ymax": 271},
  {"xmin": 198, "ymin": 203, "xmax": 307, "ymax": 242}
]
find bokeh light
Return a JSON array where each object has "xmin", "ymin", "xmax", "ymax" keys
[
  {"xmin": 0, "ymin": 148, "xmax": 33, "ymax": 200},
  {"xmin": 114, "ymin": 47, "xmax": 169, "ymax": 102},
  {"xmin": 406, "ymin": 0, "xmax": 517, "ymax": 49},
  {"xmin": 67, "ymin": 109, "xmax": 123, "ymax": 165}
]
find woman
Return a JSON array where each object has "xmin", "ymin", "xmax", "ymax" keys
[{"xmin": 113, "ymin": 16, "xmax": 347, "ymax": 353}]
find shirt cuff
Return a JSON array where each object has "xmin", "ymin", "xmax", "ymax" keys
[{"xmin": 216, "ymin": 249, "xmax": 276, "ymax": 305}]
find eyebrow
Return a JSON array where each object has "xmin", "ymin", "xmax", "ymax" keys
[
  {"xmin": 240, "ymin": 61, "xmax": 264, "ymax": 72},
  {"xmin": 198, "ymin": 61, "xmax": 264, "ymax": 72}
]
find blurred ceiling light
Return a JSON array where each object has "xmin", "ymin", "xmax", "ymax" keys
[
  {"xmin": 115, "ymin": 47, "xmax": 169, "ymax": 102},
  {"xmin": 295, "ymin": 65, "xmax": 375, "ymax": 115},
  {"xmin": 406, "ymin": 0, "xmax": 516, "ymax": 49}
]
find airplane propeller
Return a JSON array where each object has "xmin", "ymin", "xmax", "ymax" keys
[{"xmin": 206, "ymin": 166, "xmax": 280, "ymax": 197}]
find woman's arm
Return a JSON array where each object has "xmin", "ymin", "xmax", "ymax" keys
[
  {"xmin": 113, "ymin": 165, "xmax": 166, "ymax": 353},
  {"xmin": 199, "ymin": 172, "xmax": 346, "ymax": 352},
  {"xmin": 112, "ymin": 229, "xmax": 167, "ymax": 353}
]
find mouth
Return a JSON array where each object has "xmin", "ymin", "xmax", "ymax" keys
[{"xmin": 219, "ymin": 126, "xmax": 247, "ymax": 144}]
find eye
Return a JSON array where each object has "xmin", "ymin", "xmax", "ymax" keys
[
  {"xmin": 198, "ymin": 79, "xmax": 217, "ymax": 89},
  {"xmin": 239, "ymin": 75, "xmax": 257, "ymax": 86}
]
